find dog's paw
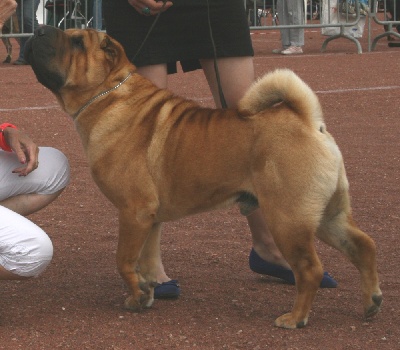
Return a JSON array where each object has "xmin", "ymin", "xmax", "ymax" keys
[
  {"xmin": 124, "ymin": 295, "xmax": 143, "ymax": 312},
  {"xmin": 124, "ymin": 289, "xmax": 154, "ymax": 312},
  {"xmin": 364, "ymin": 293, "xmax": 382, "ymax": 319},
  {"xmin": 139, "ymin": 280, "xmax": 155, "ymax": 307},
  {"xmin": 274, "ymin": 313, "xmax": 308, "ymax": 329},
  {"xmin": 124, "ymin": 294, "xmax": 153, "ymax": 312}
]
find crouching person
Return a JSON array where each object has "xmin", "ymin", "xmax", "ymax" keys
[{"xmin": 0, "ymin": 123, "xmax": 70, "ymax": 280}]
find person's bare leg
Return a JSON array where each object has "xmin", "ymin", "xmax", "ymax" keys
[
  {"xmin": 247, "ymin": 210, "xmax": 290, "ymax": 268},
  {"xmin": 0, "ymin": 189, "xmax": 65, "ymax": 216},
  {"xmin": 136, "ymin": 64, "xmax": 168, "ymax": 89},
  {"xmin": 200, "ymin": 56, "xmax": 255, "ymax": 108},
  {"xmin": 0, "ymin": 265, "xmax": 28, "ymax": 280},
  {"xmin": 154, "ymin": 258, "xmax": 171, "ymax": 283},
  {"xmin": 200, "ymin": 57, "xmax": 289, "ymax": 268}
]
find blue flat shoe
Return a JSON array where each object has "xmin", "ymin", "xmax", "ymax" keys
[
  {"xmin": 249, "ymin": 248, "xmax": 337, "ymax": 288},
  {"xmin": 154, "ymin": 279, "xmax": 180, "ymax": 299}
]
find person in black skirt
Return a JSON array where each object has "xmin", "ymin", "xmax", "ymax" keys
[{"xmin": 103, "ymin": 0, "xmax": 338, "ymax": 299}]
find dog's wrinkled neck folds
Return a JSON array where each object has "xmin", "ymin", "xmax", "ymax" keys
[{"xmin": 72, "ymin": 72, "xmax": 132, "ymax": 119}]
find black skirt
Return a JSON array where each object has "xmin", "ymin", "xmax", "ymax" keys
[{"xmin": 103, "ymin": 0, "xmax": 254, "ymax": 74}]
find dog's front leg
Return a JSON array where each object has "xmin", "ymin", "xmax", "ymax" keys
[
  {"xmin": 137, "ymin": 222, "xmax": 162, "ymax": 303},
  {"xmin": 116, "ymin": 208, "xmax": 155, "ymax": 311}
]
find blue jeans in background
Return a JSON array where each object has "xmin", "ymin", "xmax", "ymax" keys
[
  {"xmin": 16, "ymin": 0, "xmax": 41, "ymax": 61},
  {"xmin": 92, "ymin": 0, "xmax": 102, "ymax": 30}
]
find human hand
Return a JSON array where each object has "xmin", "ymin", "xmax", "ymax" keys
[
  {"xmin": 3, "ymin": 127, "xmax": 40, "ymax": 176},
  {"xmin": 0, "ymin": 0, "xmax": 17, "ymax": 31},
  {"xmin": 127, "ymin": 0, "xmax": 173, "ymax": 16}
]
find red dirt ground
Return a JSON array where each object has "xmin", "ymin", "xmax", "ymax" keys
[{"xmin": 0, "ymin": 23, "xmax": 399, "ymax": 349}]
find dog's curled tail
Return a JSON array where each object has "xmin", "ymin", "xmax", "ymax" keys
[{"xmin": 238, "ymin": 69, "xmax": 324, "ymax": 129}]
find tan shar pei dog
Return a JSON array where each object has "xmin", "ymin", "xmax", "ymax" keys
[{"xmin": 25, "ymin": 26, "xmax": 382, "ymax": 329}]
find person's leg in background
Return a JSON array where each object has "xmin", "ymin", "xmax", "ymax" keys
[
  {"xmin": 286, "ymin": 0, "xmax": 304, "ymax": 49},
  {"xmin": 200, "ymin": 56, "xmax": 336, "ymax": 287},
  {"xmin": 274, "ymin": 0, "xmax": 304, "ymax": 55},
  {"xmin": 136, "ymin": 64, "xmax": 168, "ymax": 89},
  {"xmin": 92, "ymin": 0, "xmax": 103, "ymax": 30},
  {"xmin": 14, "ymin": 0, "xmax": 40, "ymax": 65},
  {"xmin": 200, "ymin": 56, "xmax": 290, "ymax": 268},
  {"xmin": 275, "ymin": 0, "xmax": 290, "ymax": 52}
]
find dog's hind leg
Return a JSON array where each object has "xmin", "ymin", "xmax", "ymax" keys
[
  {"xmin": 259, "ymin": 204, "xmax": 324, "ymax": 329},
  {"xmin": 116, "ymin": 206, "xmax": 157, "ymax": 312},
  {"xmin": 316, "ymin": 186, "xmax": 382, "ymax": 320}
]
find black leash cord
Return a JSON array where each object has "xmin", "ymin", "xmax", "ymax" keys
[{"xmin": 132, "ymin": 1, "xmax": 167, "ymax": 61}]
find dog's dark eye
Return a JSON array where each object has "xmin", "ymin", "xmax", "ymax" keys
[{"xmin": 71, "ymin": 36, "xmax": 84, "ymax": 50}]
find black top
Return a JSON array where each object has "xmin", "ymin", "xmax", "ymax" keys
[{"xmin": 103, "ymin": 0, "xmax": 254, "ymax": 74}]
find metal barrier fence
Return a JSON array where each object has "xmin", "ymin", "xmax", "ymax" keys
[
  {"xmin": 370, "ymin": 0, "xmax": 400, "ymax": 48},
  {"xmin": 1, "ymin": 0, "xmax": 399, "ymax": 55},
  {"xmin": 1, "ymin": 0, "xmax": 100, "ymax": 39},
  {"xmin": 0, "ymin": 0, "xmax": 102, "ymax": 64},
  {"xmin": 245, "ymin": 0, "xmax": 400, "ymax": 52},
  {"xmin": 43, "ymin": 0, "xmax": 102, "ymax": 30}
]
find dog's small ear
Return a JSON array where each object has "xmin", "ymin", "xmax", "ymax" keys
[{"xmin": 100, "ymin": 35, "xmax": 119, "ymax": 59}]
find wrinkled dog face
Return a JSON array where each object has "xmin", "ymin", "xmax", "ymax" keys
[{"xmin": 25, "ymin": 26, "xmax": 123, "ymax": 94}]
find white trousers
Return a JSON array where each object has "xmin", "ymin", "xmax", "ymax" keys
[{"xmin": 0, "ymin": 147, "xmax": 70, "ymax": 277}]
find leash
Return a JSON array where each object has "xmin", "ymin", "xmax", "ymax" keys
[
  {"xmin": 75, "ymin": 2, "xmax": 226, "ymax": 118},
  {"xmin": 73, "ymin": 3, "xmax": 167, "ymax": 118},
  {"xmin": 132, "ymin": 0, "xmax": 168, "ymax": 62},
  {"xmin": 73, "ymin": 3, "xmax": 165, "ymax": 119},
  {"xmin": 133, "ymin": 0, "xmax": 227, "ymax": 109}
]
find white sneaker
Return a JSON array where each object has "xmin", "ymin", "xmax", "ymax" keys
[
  {"xmin": 281, "ymin": 46, "xmax": 303, "ymax": 55},
  {"xmin": 272, "ymin": 48, "xmax": 284, "ymax": 54}
]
